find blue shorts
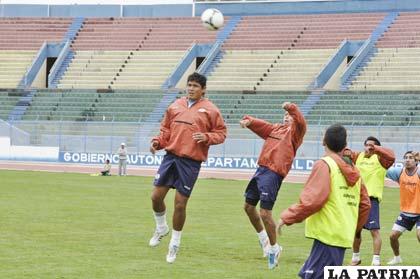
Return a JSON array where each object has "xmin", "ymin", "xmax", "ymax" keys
[
  {"xmin": 153, "ymin": 152, "xmax": 201, "ymax": 197},
  {"xmin": 363, "ymin": 197, "xmax": 380, "ymax": 230},
  {"xmin": 395, "ymin": 213, "xmax": 420, "ymax": 231},
  {"xmin": 299, "ymin": 239, "xmax": 345, "ymax": 279},
  {"xmin": 244, "ymin": 166, "xmax": 283, "ymax": 210}
]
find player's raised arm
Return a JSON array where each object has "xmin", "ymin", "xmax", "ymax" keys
[
  {"xmin": 240, "ymin": 115, "xmax": 275, "ymax": 139},
  {"xmin": 284, "ymin": 102, "xmax": 306, "ymax": 144}
]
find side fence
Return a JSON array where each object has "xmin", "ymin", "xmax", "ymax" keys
[{"xmin": 1, "ymin": 120, "xmax": 418, "ymax": 170}]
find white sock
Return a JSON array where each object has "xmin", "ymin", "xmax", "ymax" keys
[
  {"xmin": 257, "ymin": 230, "xmax": 268, "ymax": 242},
  {"xmin": 153, "ymin": 211, "xmax": 167, "ymax": 231},
  {"xmin": 270, "ymin": 243, "xmax": 279, "ymax": 253},
  {"xmin": 170, "ymin": 229, "xmax": 182, "ymax": 246},
  {"xmin": 372, "ymin": 255, "xmax": 381, "ymax": 263},
  {"xmin": 394, "ymin": 255, "xmax": 402, "ymax": 261},
  {"xmin": 352, "ymin": 252, "xmax": 360, "ymax": 261}
]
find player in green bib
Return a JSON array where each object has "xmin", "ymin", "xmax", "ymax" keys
[
  {"xmin": 346, "ymin": 136, "xmax": 395, "ymax": 266},
  {"xmin": 277, "ymin": 124, "xmax": 371, "ymax": 278}
]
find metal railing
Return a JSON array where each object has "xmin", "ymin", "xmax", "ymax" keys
[{"xmin": 2, "ymin": 119, "xmax": 419, "ymax": 160}]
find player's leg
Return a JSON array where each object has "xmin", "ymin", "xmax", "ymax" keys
[
  {"xmin": 368, "ymin": 199, "xmax": 381, "ymax": 266},
  {"xmin": 244, "ymin": 170, "xmax": 270, "ymax": 257},
  {"xmin": 149, "ymin": 186, "xmax": 171, "ymax": 247},
  {"xmin": 388, "ymin": 230, "xmax": 403, "ymax": 264},
  {"xmin": 388, "ymin": 213, "xmax": 417, "ymax": 264},
  {"xmin": 416, "ymin": 218, "xmax": 420, "ymax": 242},
  {"xmin": 258, "ymin": 167, "xmax": 283, "ymax": 269},
  {"xmin": 166, "ymin": 156, "xmax": 200, "ymax": 263},
  {"xmin": 351, "ymin": 230, "xmax": 362, "ymax": 265},
  {"xmin": 149, "ymin": 154, "xmax": 177, "ymax": 247},
  {"xmin": 370, "ymin": 229, "xmax": 382, "ymax": 265}
]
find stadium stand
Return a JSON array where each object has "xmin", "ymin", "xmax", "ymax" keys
[
  {"xmin": 207, "ymin": 13, "xmax": 385, "ymax": 92},
  {"xmin": 57, "ymin": 17, "xmax": 217, "ymax": 89},
  {"xmin": 350, "ymin": 12, "xmax": 420, "ymax": 90},
  {"xmin": 0, "ymin": 90, "xmax": 23, "ymax": 120},
  {"xmin": 0, "ymin": 18, "xmax": 71, "ymax": 50},
  {"xmin": 306, "ymin": 91, "xmax": 420, "ymax": 126},
  {"xmin": 0, "ymin": 50, "xmax": 37, "ymax": 88},
  {"xmin": 23, "ymin": 89, "xmax": 163, "ymax": 122}
]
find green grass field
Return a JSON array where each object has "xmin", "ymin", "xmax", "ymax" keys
[{"xmin": 0, "ymin": 170, "xmax": 418, "ymax": 278}]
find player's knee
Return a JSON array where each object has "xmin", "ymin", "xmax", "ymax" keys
[
  {"xmin": 371, "ymin": 229, "xmax": 381, "ymax": 238},
  {"xmin": 151, "ymin": 192, "xmax": 163, "ymax": 204},
  {"xmin": 259, "ymin": 209, "xmax": 272, "ymax": 221},
  {"xmin": 244, "ymin": 203, "xmax": 254, "ymax": 214},
  {"xmin": 174, "ymin": 200, "xmax": 187, "ymax": 212},
  {"xmin": 389, "ymin": 231, "xmax": 399, "ymax": 241}
]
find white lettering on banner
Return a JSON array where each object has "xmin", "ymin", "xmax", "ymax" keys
[
  {"xmin": 97, "ymin": 153, "xmax": 105, "ymax": 163},
  {"xmin": 324, "ymin": 266, "xmax": 420, "ymax": 279},
  {"xmin": 295, "ymin": 159, "xmax": 304, "ymax": 170},
  {"xmin": 224, "ymin": 157, "xmax": 233, "ymax": 168},
  {"xmin": 240, "ymin": 159, "xmax": 249, "ymax": 168},
  {"xmin": 72, "ymin": 153, "xmax": 80, "ymax": 162},
  {"xmin": 215, "ymin": 158, "xmax": 223, "ymax": 167},
  {"xmin": 91, "ymin": 153, "xmax": 97, "ymax": 163},
  {"xmin": 64, "ymin": 152, "xmax": 71, "ymax": 162},
  {"xmin": 206, "ymin": 157, "xmax": 215, "ymax": 166},
  {"xmin": 59, "ymin": 152, "xmax": 316, "ymax": 170},
  {"xmin": 306, "ymin": 160, "xmax": 314, "ymax": 170},
  {"xmin": 145, "ymin": 155, "xmax": 155, "ymax": 165}
]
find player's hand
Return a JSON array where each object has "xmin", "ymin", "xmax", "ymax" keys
[
  {"xmin": 239, "ymin": 119, "xmax": 251, "ymax": 128},
  {"xmin": 282, "ymin": 102, "xmax": 291, "ymax": 110},
  {"xmin": 192, "ymin": 132, "xmax": 208, "ymax": 143},
  {"xmin": 276, "ymin": 219, "xmax": 284, "ymax": 236},
  {"xmin": 366, "ymin": 143, "xmax": 375, "ymax": 153},
  {"xmin": 150, "ymin": 141, "xmax": 159, "ymax": 154}
]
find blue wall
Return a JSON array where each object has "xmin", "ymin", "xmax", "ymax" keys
[{"xmin": 196, "ymin": 0, "xmax": 420, "ymax": 16}]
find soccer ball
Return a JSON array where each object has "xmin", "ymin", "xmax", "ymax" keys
[{"xmin": 201, "ymin": 8, "xmax": 224, "ymax": 31}]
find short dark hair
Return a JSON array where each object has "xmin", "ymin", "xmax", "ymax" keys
[
  {"xmin": 106, "ymin": 159, "xmax": 110, "ymax": 163},
  {"xmin": 187, "ymin": 72, "xmax": 206, "ymax": 88},
  {"xmin": 364, "ymin": 136, "xmax": 381, "ymax": 146},
  {"xmin": 324, "ymin": 124, "xmax": 347, "ymax": 152},
  {"xmin": 404, "ymin": 151, "xmax": 414, "ymax": 158}
]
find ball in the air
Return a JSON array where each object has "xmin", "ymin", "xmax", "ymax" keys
[{"xmin": 201, "ymin": 8, "xmax": 224, "ymax": 31}]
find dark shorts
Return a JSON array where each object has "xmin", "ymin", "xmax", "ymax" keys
[
  {"xmin": 363, "ymin": 197, "xmax": 380, "ymax": 230},
  {"xmin": 153, "ymin": 152, "xmax": 201, "ymax": 197},
  {"xmin": 244, "ymin": 166, "xmax": 283, "ymax": 210},
  {"xmin": 395, "ymin": 213, "xmax": 420, "ymax": 231},
  {"xmin": 299, "ymin": 239, "xmax": 345, "ymax": 279}
]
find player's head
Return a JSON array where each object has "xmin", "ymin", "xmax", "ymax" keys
[
  {"xmin": 187, "ymin": 72, "xmax": 206, "ymax": 101},
  {"xmin": 121, "ymin": 142, "xmax": 125, "ymax": 148},
  {"xmin": 106, "ymin": 159, "xmax": 110, "ymax": 164},
  {"xmin": 323, "ymin": 124, "xmax": 347, "ymax": 153},
  {"xmin": 364, "ymin": 136, "xmax": 380, "ymax": 155},
  {"xmin": 283, "ymin": 111, "xmax": 293, "ymax": 126},
  {"xmin": 403, "ymin": 151, "xmax": 418, "ymax": 169}
]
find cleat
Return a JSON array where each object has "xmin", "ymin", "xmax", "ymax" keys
[
  {"xmin": 166, "ymin": 244, "xmax": 179, "ymax": 263},
  {"xmin": 387, "ymin": 257, "xmax": 402, "ymax": 265},
  {"xmin": 371, "ymin": 260, "xmax": 381, "ymax": 266},
  {"xmin": 268, "ymin": 245, "xmax": 282, "ymax": 269},
  {"xmin": 350, "ymin": 259, "xmax": 361, "ymax": 266},
  {"xmin": 149, "ymin": 226, "xmax": 169, "ymax": 247}
]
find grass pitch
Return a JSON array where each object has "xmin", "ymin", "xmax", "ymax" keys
[{"xmin": 0, "ymin": 170, "xmax": 418, "ymax": 278}]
